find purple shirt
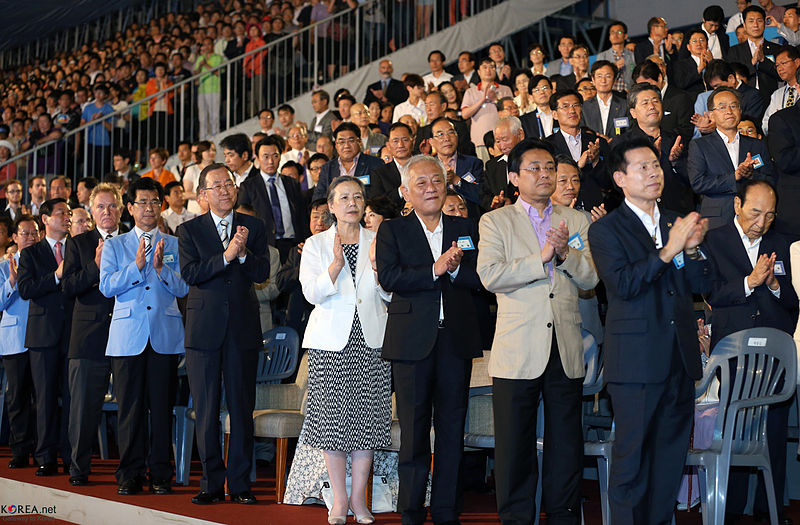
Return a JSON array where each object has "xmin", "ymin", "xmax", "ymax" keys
[{"xmin": 520, "ymin": 198, "xmax": 554, "ymax": 281}]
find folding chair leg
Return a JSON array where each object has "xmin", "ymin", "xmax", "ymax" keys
[
  {"xmin": 597, "ymin": 455, "xmax": 610, "ymax": 525},
  {"xmin": 223, "ymin": 432, "xmax": 230, "ymax": 496},
  {"xmin": 534, "ymin": 448, "xmax": 543, "ymax": 525},
  {"xmin": 97, "ymin": 413, "xmax": 109, "ymax": 460},
  {"xmin": 276, "ymin": 437, "xmax": 288, "ymax": 503},
  {"xmin": 366, "ymin": 461, "xmax": 374, "ymax": 511},
  {"xmin": 760, "ymin": 465, "xmax": 779, "ymax": 525}
]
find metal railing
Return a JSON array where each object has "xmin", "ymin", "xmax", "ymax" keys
[{"xmin": 1, "ymin": 0, "xmax": 506, "ymax": 190}]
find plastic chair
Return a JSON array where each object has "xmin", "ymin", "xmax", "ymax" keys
[
  {"xmin": 257, "ymin": 327, "xmax": 300, "ymax": 385},
  {"xmin": 686, "ymin": 327, "xmax": 797, "ymax": 525},
  {"xmin": 97, "ymin": 373, "xmax": 117, "ymax": 460}
]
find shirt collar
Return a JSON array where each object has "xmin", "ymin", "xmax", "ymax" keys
[
  {"xmin": 45, "ymin": 236, "xmax": 65, "ymax": 251},
  {"xmin": 315, "ymin": 108, "xmax": 330, "ymax": 120},
  {"xmin": 97, "ymin": 227, "xmax": 119, "ymax": 238},
  {"xmin": 209, "ymin": 210, "xmax": 234, "ymax": 229},
  {"xmin": 133, "ymin": 225, "xmax": 157, "ymax": 239},
  {"xmin": 561, "ymin": 128, "xmax": 581, "ymax": 143},
  {"xmin": 733, "ymin": 215, "xmax": 761, "ymax": 247},
  {"xmin": 414, "ymin": 211, "xmax": 443, "ymax": 235},
  {"xmin": 519, "ymin": 198, "xmax": 553, "ymax": 220},
  {"xmin": 716, "ymin": 129, "xmax": 740, "ymax": 145},
  {"xmin": 624, "ymin": 198, "xmax": 660, "ymax": 227}
]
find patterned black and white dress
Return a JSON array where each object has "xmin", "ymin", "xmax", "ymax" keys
[{"xmin": 299, "ymin": 243, "xmax": 392, "ymax": 452}]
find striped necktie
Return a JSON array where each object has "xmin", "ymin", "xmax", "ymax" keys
[
  {"xmin": 142, "ymin": 232, "xmax": 152, "ymax": 258},
  {"xmin": 218, "ymin": 219, "xmax": 230, "ymax": 248}
]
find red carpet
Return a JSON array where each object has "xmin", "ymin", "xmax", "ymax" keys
[{"xmin": 0, "ymin": 447, "xmax": 798, "ymax": 524}]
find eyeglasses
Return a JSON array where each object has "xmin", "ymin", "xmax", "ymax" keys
[
  {"xmin": 133, "ymin": 199, "xmax": 162, "ymax": 208},
  {"xmin": 689, "ymin": 38, "xmax": 707, "ymax": 44},
  {"xmin": 308, "ymin": 166, "xmax": 322, "ymax": 172},
  {"xmin": 432, "ymin": 130, "xmax": 457, "ymax": 139},
  {"xmin": 16, "ymin": 229, "xmax": 38, "ymax": 237},
  {"xmin": 389, "ymin": 137, "xmax": 411, "ymax": 144},
  {"xmin": 520, "ymin": 165, "xmax": 556, "ymax": 175},
  {"xmin": 572, "ymin": 54, "xmax": 589, "ymax": 59},
  {"xmin": 336, "ymin": 137, "xmax": 358, "ymax": 145},
  {"xmin": 578, "ymin": 86, "xmax": 597, "ymax": 92},
  {"xmin": 557, "ymin": 103, "xmax": 582, "ymax": 110},
  {"xmin": 531, "ymin": 85, "xmax": 551, "ymax": 94},
  {"xmin": 351, "ymin": 110, "xmax": 368, "ymax": 116},
  {"xmin": 711, "ymin": 103, "xmax": 740, "ymax": 112},
  {"xmin": 204, "ymin": 181, "xmax": 236, "ymax": 193},
  {"xmin": 287, "ymin": 133, "xmax": 305, "ymax": 139}
]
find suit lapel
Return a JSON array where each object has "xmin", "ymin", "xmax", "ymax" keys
[
  {"xmin": 408, "ymin": 212, "xmax": 435, "ymax": 265},
  {"xmin": 619, "ymin": 202, "xmax": 660, "ymax": 250},
  {"xmin": 708, "ymin": 133, "xmax": 735, "ymax": 171},
  {"xmin": 354, "ymin": 226, "xmax": 370, "ymax": 287}
]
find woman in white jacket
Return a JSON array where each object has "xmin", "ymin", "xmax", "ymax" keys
[{"xmin": 298, "ymin": 175, "xmax": 391, "ymax": 525}]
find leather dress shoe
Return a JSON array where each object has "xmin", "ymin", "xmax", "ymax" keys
[
  {"xmin": 230, "ymin": 490, "xmax": 257, "ymax": 504},
  {"xmin": 69, "ymin": 475, "xmax": 89, "ymax": 486},
  {"xmin": 150, "ymin": 479, "xmax": 172, "ymax": 495},
  {"xmin": 35, "ymin": 462, "xmax": 58, "ymax": 476},
  {"xmin": 117, "ymin": 478, "xmax": 143, "ymax": 495},
  {"xmin": 191, "ymin": 490, "xmax": 224, "ymax": 505},
  {"xmin": 8, "ymin": 456, "xmax": 29, "ymax": 468}
]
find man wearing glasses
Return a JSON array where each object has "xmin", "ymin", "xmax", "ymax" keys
[
  {"xmin": 688, "ymin": 86, "xmax": 774, "ymax": 230},
  {"xmin": 313, "ymin": 122, "xmax": 383, "ymax": 201},
  {"xmin": 99, "ymin": 178, "xmax": 188, "ymax": 496},
  {"xmin": 477, "ymin": 138, "xmax": 598, "ymax": 525}
]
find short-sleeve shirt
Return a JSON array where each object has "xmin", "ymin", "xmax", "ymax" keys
[
  {"xmin": 81, "ymin": 102, "xmax": 114, "ymax": 146},
  {"xmin": 461, "ymin": 83, "xmax": 513, "ymax": 146},
  {"xmin": 195, "ymin": 54, "xmax": 223, "ymax": 94}
]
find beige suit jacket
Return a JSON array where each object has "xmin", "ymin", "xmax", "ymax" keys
[{"xmin": 477, "ymin": 200, "xmax": 598, "ymax": 380}]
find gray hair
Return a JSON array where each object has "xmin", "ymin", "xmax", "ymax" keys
[
  {"xmin": 495, "ymin": 116, "xmax": 522, "ymax": 135},
  {"xmin": 401, "ymin": 154, "xmax": 447, "ymax": 189},
  {"xmin": 327, "ymin": 175, "xmax": 367, "ymax": 207}
]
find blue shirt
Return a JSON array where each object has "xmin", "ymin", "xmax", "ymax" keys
[{"xmin": 81, "ymin": 102, "xmax": 114, "ymax": 146}]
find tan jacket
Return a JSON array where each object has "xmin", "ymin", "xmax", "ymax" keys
[{"xmin": 477, "ymin": 200, "xmax": 598, "ymax": 380}]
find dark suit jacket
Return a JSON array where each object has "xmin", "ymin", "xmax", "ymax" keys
[
  {"xmin": 622, "ymin": 124, "xmax": 695, "ymax": 214},
  {"xmin": 449, "ymin": 154, "xmax": 484, "ymax": 207},
  {"xmin": 737, "ymin": 81, "xmax": 768, "ymax": 122},
  {"xmin": 452, "ymin": 71, "xmax": 479, "ymax": 88},
  {"xmin": 274, "ymin": 247, "xmax": 312, "ymax": 334},
  {"xmin": 376, "ymin": 212, "xmax": 482, "ymax": 361},
  {"xmin": 479, "ymin": 156, "xmax": 517, "ymax": 213},
  {"xmin": 17, "ymin": 238, "xmax": 72, "ymax": 349},
  {"xmin": 726, "ymin": 41, "xmax": 782, "ymax": 97},
  {"xmin": 546, "ymin": 128, "xmax": 616, "ymax": 211},
  {"xmin": 688, "ymin": 132, "xmax": 774, "ymax": 229},
  {"xmin": 414, "ymin": 119, "xmax": 475, "ymax": 157},
  {"xmin": 520, "ymin": 109, "xmax": 559, "ymax": 140},
  {"xmin": 364, "ymin": 78, "xmax": 408, "ymax": 107},
  {"xmin": 671, "ymin": 57, "xmax": 707, "ymax": 97},
  {"xmin": 237, "ymin": 172, "xmax": 309, "ymax": 247},
  {"xmin": 634, "ymin": 39, "xmax": 677, "ymax": 65},
  {"xmin": 767, "ymin": 104, "xmax": 800, "ymax": 237},
  {"xmin": 662, "ymin": 84, "xmax": 695, "ymax": 143},
  {"xmin": 704, "ymin": 222, "xmax": 798, "ymax": 348},
  {"xmin": 313, "ymin": 153, "xmax": 384, "ymax": 201},
  {"xmin": 178, "ymin": 212, "xmax": 270, "ymax": 351},
  {"xmin": 580, "ymin": 94, "xmax": 631, "ymax": 137},
  {"xmin": 62, "ymin": 228, "xmax": 127, "ymax": 359},
  {"xmin": 370, "ymin": 161, "xmax": 404, "ymax": 207},
  {"xmin": 588, "ymin": 204, "xmax": 710, "ymax": 383},
  {"xmin": 307, "ymin": 110, "xmax": 337, "ymax": 146},
  {"xmin": 555, "ymin": 73, "xmax": 588, "ymax": 92}
]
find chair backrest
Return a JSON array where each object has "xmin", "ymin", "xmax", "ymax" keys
[
  {"xmin": 256, "ymin": 326, "xmax": 301, "ymax": 384},
  {"xmin": 700, "ymin": 327, "xmax": 797, "ymax": 456},
  {"xmin": 582, "ymin": 329, "xmax": 604, "ymax": 395}
]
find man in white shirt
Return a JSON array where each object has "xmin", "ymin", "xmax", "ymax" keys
[
  {"xmin": 162, "ymin": 181, "xmax": 197, "ymax": 233},
  {"xmin": 701, "ymin": 6, "xmax": 727, "ymax": 59},
  {"xmin": 392, "ymin": 74, "xmax": 427, "ymax": 125},
  {"xmin": 279, "ymin": 124, "xmax": 310, "ymax": 171},
  {"xmin": 761, "ymin": 46, "xmax": 800, "ymax": 133},
  {"xmin": 422, "ymin": 50, "xmax": 453, "ymax": 90},
  {"xmin": 220, "ymin": 133, "xmax": 256, "ymax": 187},
  {"xmin": 727, "ymin": 0, "xmax": 750, "ymax": 33}
]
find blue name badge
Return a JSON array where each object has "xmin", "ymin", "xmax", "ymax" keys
[
  {"xmin": 457, "ymin": 236, "xmax": 475, "ymax": 250},
  {"xmin": 163, "ymin": 253, "xmax": 176, "ymax": 264},
  {"xmin": 774, "ymin": 261, "xmax": 786, "ymax": 276},
  {"xmin": 369, "ymin": 146, "xmax": 381, "ymax": 155},
  {"xmin": 358, "ymin": 175, "xmax": 371, "ymax": 185},
  {"xmin": 673, "ymin": 251, "xmax": 685, "ymax": 269},
  {"xmin": 614, "ymin": 117, "xmax": 629, "ymax": 135},
  {"xmin": 568, "ymin": 232, "xmax": 584, "ymax": 250},
  {"xmin": 462, "ymin": 172, "xmax": 477, "ymax": 184},
  {"xmin": 751, "ymin": 153, "xmax": 764, "ymax": 169}
]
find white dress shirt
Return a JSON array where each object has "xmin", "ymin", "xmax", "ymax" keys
[
  {"xmin": 260, "ymin": 171, "xmax": 296, "ymax": 239},
  {"xmin": 597, "ymin": 94, "xmax": 612, "ymax": 133},
  {"xmin": 727, "ymin": 12, "xmax": 744, "ymax": 33},
  {"xmin": 703, "ymin": 28, "xmax": 723, "ymax": 59},
  {"xmin": 313, "ymin": 108, "xmax": 331, "ymax": 133},
  {"xmin": 761, "ymin": 83, "xmax": 798, "ymax": 134},
  {"xmin": 716, "ymin": 129, "xmax": 741, "ymax": 170},
  {"xmin": 560, "ymin": 129, "xmax": 582, "ymax": 162},
  {"xmin": 747, "ymin": 38, "xmax": 765, "ymax": 89},
  {"xmin": 423, "ymin": 71, "xmax": 453, "ymax": 88},
  {"xmin": 733, "ymin": 217, "xmax": 781, "ymax": 298},
  {"xmin": 97, "ymin": 227, "xmax": 120, "ymax": 240},
  {"xmin": 414, "ymin": 212, "xmax": 459, "ymax": 321},
  {"xmin": 161, "ymin": 207, "xmax": 197, "ymax": 233},
  {"xmin": 625, "ymin": 199, "xmax": 663, "ymax": 248},
  {"xmin": 392, "ymin": 98, "xmax": 426, "ymax": 125},
  {"xmin": 539, "ymin": 110, "xmax": 554, "ymax": 137}
]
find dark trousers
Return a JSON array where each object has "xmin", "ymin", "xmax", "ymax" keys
[
  {"xmin": 493, "ymin": 338, "xmax": 583, "ymax": 525},
  {"xmin": 185, "ymin": 333, "xmax": 258, "ymax": 494},
  {"xmin": 607, "ymin": 348, "xmax": 694, "ymax": 525},
  {"xmin": 28, "ymin": 346, "xmax": 70, "ymax": 465},
  {"xmin": 68, "ymin": 356, "xmax": 111, "ymax": 477},
  {"xmin": 2, "ymin": 352, "xmax": 36, "ymax": 458},
  {"xmin": 392, "ymin": 327, "xmax": 472, "ymax": 525},
  {"xmin": 727, "ymin": 389, "xmax": 791, "ymax": 518},
  {"xmin": 111, "ymin": 343, "xmax": 178, "ymax": 483}
]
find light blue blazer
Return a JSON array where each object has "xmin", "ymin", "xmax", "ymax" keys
[
  {"xmin": 99, "ymin": 229, "xmax": 188, "ymax": 356},
  {"xmin": 0, "ymin": 254, "xmax": 29, "ymax": 356}
]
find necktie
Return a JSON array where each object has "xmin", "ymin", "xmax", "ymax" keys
[
  {"xmin": 267, "ymin": 177, "xmax": 285, "ymax": 238},
  {"xmin": 54, "ymin": 241, "xmax": 63, "ymax": 265},
  {"xmin": 142, "ymin": 232, "xmax": 152, "ymax": 258},
  {"xmin": 786, "ymin": 87, "xmax": 796, "ymax": 108},
  {"xmin": 218, "ymin": 219, "xmax": 229, "ymax": 248},
  {"xmin": 105, "ymin": 233, "xmax": 113, "ymax": 240}
]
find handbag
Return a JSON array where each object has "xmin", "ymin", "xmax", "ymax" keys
[{"xmin": 321, "ymin": 475, "xmax": 393, "ymax": 514}]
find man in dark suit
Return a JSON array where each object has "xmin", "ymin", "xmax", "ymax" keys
[
  {"xmin": 581, "ymin": 61, "xmax": 631, "ymax": 138},
  {"xmin": 307, "ymin": 89, "xmax": 337, "ymax": 148},
  {"xmin": 702, "ymin": 180, "xmax": 798, "ymax": 525},
  {"xmin": 413, "ymin": 91, "xmax": 474, "ymax": 156},
  {"xmin": 452, "ymin": 51, "xmax": 479, "ymax": 91},
  {"xmin": 767, "ymin": 101, "xmax": 800, "ymax": 242},
  {"xmin": 428, "ymin": 117, "xmax": 484, "ymax": 216},
  {"xmin": 688, "ymin": 86, "xmax": 774, "ymax": 230},
  {"xmin": 376, "ymin": 154, "xmax": 483, "ymax": 525},
  {"xmin": 363, "ymin": 59, "xmax": 409, "ymax": 107},
  {"xmin": 62, "ymin": 183, "xmax": 124, "ymax": 486},
  {"xmin": 17, "ymin": 198, "xmax": 73, "ymax": 476},
  {"xmin": 519, "ymin": 75, "xmax": 558, "ymax": 140},
  {"xmin": 2, "ymin": 179, "xmax": 25, "ymax": 222},
  {"xmin": 670, "ymin": 29, "xmax": 713, "ymax": 97},
  {"xmin": 313, "ymin": 122, "xmax": 383, "ymax": 201},
  {"xmin": 588, "ymin": 138, "xmax": 711, "ymax": 525},
  {"xmin": 237, "ymin": 135, "xmax": 309, "ymax": 262},
  {"xmin": 178, "ymin": 163, "xmax": 270, "ymax": 505},
  {"xmin": 633, "ymin": 61, "xmax": 695, "ymax": 143},
  {"xmin": 633, "ymin": 17, "xmax": 678, "ymax": 65},
  {"xmin": 725, "ymin": 5, "xmax": 782, "ymax": 97},
  {"xmin": 623, "ymin": 83, "xmax": 695, "ymax": 214},
  {"xmin": 702, "ymin": 59, "xmax": 767, "ymax": 124},
  {"xmin": 371, "ymin": 122, "xmax": 414, "ymax": 208},
  {"xmin": 480, "ymin": 116, "xmax": 524, "ymax": 213},
  {"xmin": 546, "ymin": 90, "xmax": 615, "ymax": 212}
]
